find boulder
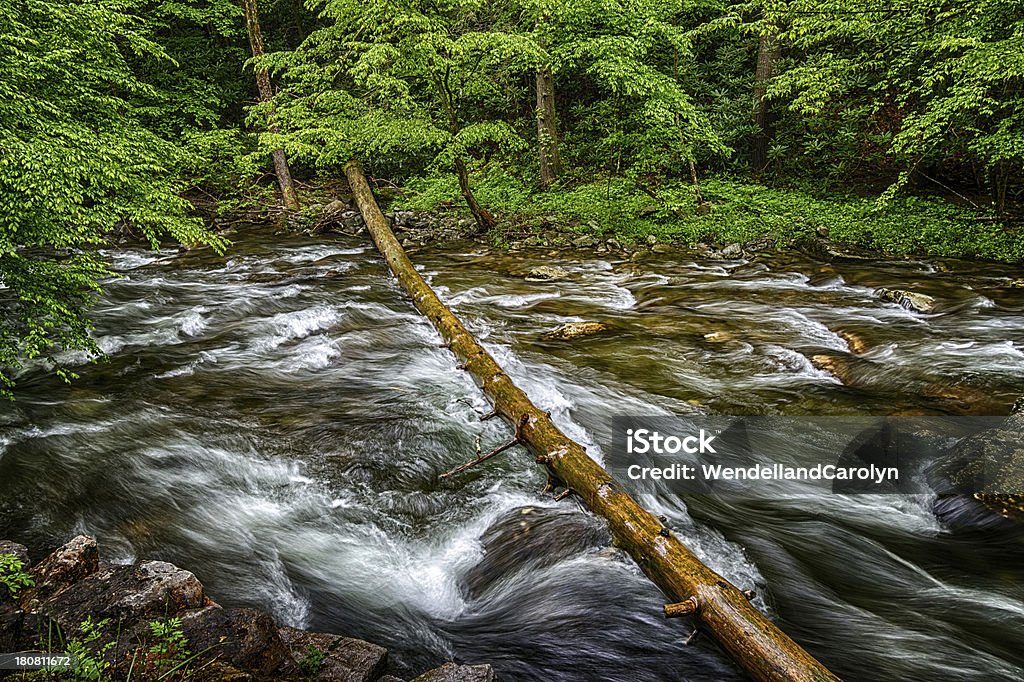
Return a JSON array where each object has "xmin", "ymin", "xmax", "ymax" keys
[
  {"xmin": 411, "ymin": 663, "xmax": 496, "ymax": 682},
  {"xmin": 876, "ymin": 288, "xmax": 936, "ymax": 314},
  {"xmin": 29, "ymin": 560, "xmax": 207, "ymax": 638},
  {"xmin": 541, "ymin": 321, "xmax": 608, "ymax": 341},
  {"xmin": 278, "ymin": 625, "xmax": 387, "ymax": 682},
  {"xmin": 21, "ymin": 535, "xmax": 99, "ymax": 603},
  {"xmin": 523, "ymin": 265, "xmax": 569, "ymax": 282},
  {"xmin": 322, "ymin": 200, "xmax": 348, "ymax": 220},
  {"xmin": 179, "ymin": 606, "xmax": 291, "ymax": 678},
  {"xmin": 0, "ymin": 541, "xmax": 30, "ymax": 567}
]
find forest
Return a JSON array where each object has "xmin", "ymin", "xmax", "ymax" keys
[
  {"xmin": 2, "ymin": 0, "xmax": 1023, "ymax": 385},
  {"xmin": 1, "ymin": 2, "xmax": 1024, "ymax": 682}
]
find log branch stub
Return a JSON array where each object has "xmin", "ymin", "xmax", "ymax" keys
[{"xmin": 665, "ymin": 598, "xmax": 700, "ymax": 618}]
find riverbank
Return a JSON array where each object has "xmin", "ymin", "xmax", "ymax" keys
[
  {"xmin": 0, "ymin": 537, "xmax": 494, "ymax": 681},
  {"xmin": 382, "ymin": 173, "xmax": 1022, "ymax": 264}
]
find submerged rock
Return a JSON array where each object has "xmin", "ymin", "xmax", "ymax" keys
[
  {"xmin": 541, "ymin": 321, "xmax": 608, "ymax": 341},
  {"xmin": 929, "ymin": 413, "xmax": 1024, "ymax": 530},
  {"xmin": 462, "ymin": 506, "xmax": 611, "ymax": 600},
  {"xmin": 876, "ymin": 288, "xmax": 936, "ymax": 314},
  {"xmin": 836, "ymin": 329, "xmax": 870, "ymax": 355}
]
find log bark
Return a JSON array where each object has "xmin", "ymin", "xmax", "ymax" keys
[
  {"xmin": 344, "ymin": 159, "xmax": 840, "ymax": 682},
  {"xmin": 242, "ymin": 0, "xmax": 300, "ymax": 211},
  {"xmin": 536, "ymin": 67, "xmax": 562, "ymax": 188}
]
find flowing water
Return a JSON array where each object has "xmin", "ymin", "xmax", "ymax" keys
[{"xmin": 1, "ymin": 226, "xmax": 1023, "ymax": 681}]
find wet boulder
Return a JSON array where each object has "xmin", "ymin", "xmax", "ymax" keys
[
  {"xmin": 278, "ymin": 625, "xmax": 387, "ymax": 682},
  {"xmin": 412, "ymin": 662, "xmax": 496, "ymax": 682},
  {"xmin": 0, "ymin": 540, "xmax": 30, "ymax": 567},
  {"xmin": 28, "ymin": 559, "xmax": 207, "ymax": 641},
  {"xmin": 461, "ymin": 506, "xmax": 610, "ymax": 600},
  {"xmin": 19, "ymin": 534, "xmax": 99, "ymax": 603},
  {"xmin": 928, "ymin": 413, "xmax": 1024, "ymax": 531},
  {"xmin": 541, "ymin": 321, "xmax": 608, "ymax": 341},
  {"xmin": 179, "ymin": 605, "xmax": 291, "ymax": 678},
  {"xmin": 876, "ymin": 288, "xmax": 936, "ymax": 314}
]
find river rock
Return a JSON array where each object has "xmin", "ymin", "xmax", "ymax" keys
[
  {"xmin": 541, "ymin": 321, "xmax": 608, "ymax": 341},
  {"xmin": 929, "ymin": 413, "xmax": 1024, "ymax": 531},
  {"xmin": 524, "ymin": 265, "xmax": 569, "ymax": 282},
  {"xmin": 28, "ymin": 559, "xmax": 207, "ymax": 638},
  {"xmin": 180, "ymin": 605, "xmax": 291, "ymax": 677},
  {"xmin": 322, "ymin": 200, "xmax": 348, "ymax": 220},
  {"xmin": 651, "ymin": 243, "xmax": 672, "ymax": 254},
  {"xmin": 876, "ymin": 288, "xmax": 936, "ymax": 313},
  {"xmin": 572, "ymin": 235, "xmax": 597, "ymax": 248},
  {"xmin": 837, "ymin": 329, "xmax": 870, "ymax": 355},
  {"xmin": 21, "ymin": 534, "xmax": 99, "ymax": 603},
  {"xmin": 278, "ymin": 625, "xmax": 387, "ymax": 682},
  {"xmin": 0, "ymin": 540, "xmax": 29, "ymax": 567},
  {"xmin": 721, "ymin": 242, "xmax": 742, "ymax": 258},
  {"xmin": 412, "ymin": 662, "xmax": 496, "ymax": 682}
]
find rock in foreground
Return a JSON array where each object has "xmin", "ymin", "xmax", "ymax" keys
[{"xmin": 0, "ymin": 536, "xmax": 496, "ymax": 681}]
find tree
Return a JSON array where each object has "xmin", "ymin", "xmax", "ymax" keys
[
  {"xmin": 751, "ymin": 24, "xmax": 779, "ymax": 172},
  {"xmin": 273, "ymin": 0, "xmax": 542, "ymax": 231},
  {"xmin": 242, "ymin": 0, "xmax": 301, "ymax": 210},
  {"xmin": 766, "ymin": 0, "xmax": 1024, "ymax": 208},
  {"xmin": 0, "ymin": 0, "xmax": 223, "ymax": 393},
  {"xmin": 545, "ymin": 0, "xmax": 727, "ymax": 199}
]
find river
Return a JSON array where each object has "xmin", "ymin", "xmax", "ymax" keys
[{"xmin": 1, "ymin": 226, "xmax": 1023, "ymax": 681}]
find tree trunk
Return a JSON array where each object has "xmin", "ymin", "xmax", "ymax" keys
[
  {"xmin": 536, "ymin": 67, "xmax": 562, "ymax": 188},
  {"xmin": 454, "ymin": 157, "xmax": 495, "ymax": 233},
  {"xmin": 752, "ymin": 28, "xmax": 780, "ymax": 174},
  {"xmin": 344, "ymin": 159, "xmax": 841, "ymax": 682},
  {"xmin": 242, "ymin": 0, "xmax": 300, "ymax": 211}
]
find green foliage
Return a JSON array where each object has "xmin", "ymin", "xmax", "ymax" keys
[
  {"xmin": 274, "ymin": 0, "xmax": 539, "ymax": 179},
  {"xmin": 759, "ymin": 0, "xmax": 1024, "ymax": 207},
  {"xmin": 0, "ymin": 553, "xmax": 34, "ymax": 595},
  {"xmin": 0, "ymin": 0, "xmax": 228, "ymax": 394},
  {"xmin": 298, "ymin": 644, "xmax": 326, "ymax": 676},
  {"xmin": 544, "ymin": 0, "xmax": 728, "ymax": 179},
  {"xmin": 66, "ymin": 617, "xmax": 114, "ymax": 681},
  {"xmin": 147, "ymin": 617, "xmax": 191, "ymax": 675},
  {"xmin": 398, "ymin": 171, "xmax": 1023, "ymax": 261}
]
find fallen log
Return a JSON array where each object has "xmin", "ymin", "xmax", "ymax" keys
[{"xmin": 343, "ymin": 160, "xmax": 840, "ymax": 682}]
